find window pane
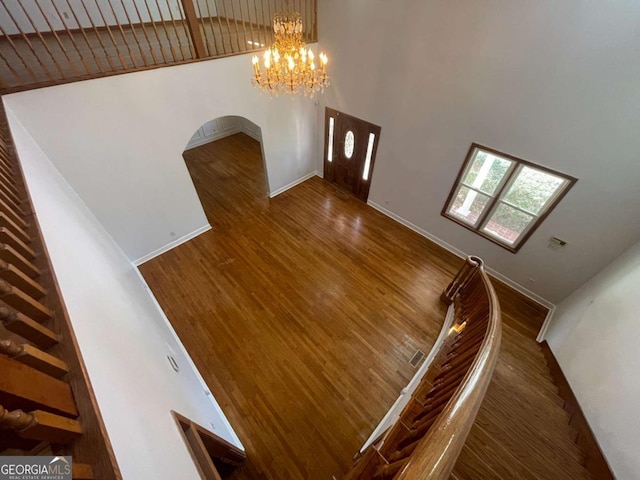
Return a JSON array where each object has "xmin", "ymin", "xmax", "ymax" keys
[
  {"xmin": 502, "ymin": 166, "xmax": 567, "ymax": 214},
  {"xmin": 448, "ymin": 185, "xmax": 491, "ymax": 226},
  {"xmin": 483, "ymin": 203, "xmax": 535, "ymax": 245},
  {"xmin": 462, "ymin": 150, "xmax": 512, "ymax": 196},
  {"xmin": 362, "ymin": 133, "xmax": 375, "ymax": 181},
  {"xmin": 327, "ymin": 117, "xmax": 334, "ymax": 162},
  {"xmin": 344, "ymin": 130, "xmax": 355, "ymax": 159}
]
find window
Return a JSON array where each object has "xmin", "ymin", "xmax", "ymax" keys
[{"xmin": 442, "ymin": 144, "xmax": 577, "ymax": 252}]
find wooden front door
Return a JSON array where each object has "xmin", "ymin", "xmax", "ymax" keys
[{"xmin": 323, "ymin": 108, "xmax": 381, "ymax": 202}]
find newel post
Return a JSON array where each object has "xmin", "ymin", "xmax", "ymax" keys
[
  {"xmin": 441, "ymin": 256, "xmax": 482, "ymax": 305},
  {"xmin": 180, "ymin": 0, "xmax": 207, "ymax": 58}
]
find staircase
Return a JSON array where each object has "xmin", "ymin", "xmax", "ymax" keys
[
  {"xmin": 451, "ymin": 290, "xmax": 597, "ymax": 479},
  {"xmin": 0, "ymin": 106, "xmax": 118, "ymax": 478},
  {"xmin": 344, "ymin": 255, "xmax": 603, "ymax": 479}
]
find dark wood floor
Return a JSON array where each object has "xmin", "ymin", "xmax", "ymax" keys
[{"xmin": 139, "ymin": 134, "xmax": 591, "ymax": 479}]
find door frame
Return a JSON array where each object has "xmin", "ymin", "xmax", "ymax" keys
[{"xmin": 323, "ymin": 107, "xmax": 382, "ymax": 202}]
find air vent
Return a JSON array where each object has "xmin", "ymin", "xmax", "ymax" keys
[{"xmin": 409, "ymin": 349, "xmax": 425, "ymax": 368}]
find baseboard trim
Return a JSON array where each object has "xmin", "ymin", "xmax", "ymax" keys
[
  {"xmin": 134, "ymin": 224, "xmax": 211, "ymax": 266},
  {"xmin": 269, "ymin": 171, "xmax": 318, "ymax": 198},
  {"xmin": 367, "ymin": 200, "xmax": 555, "ymax": 315},
  {"xmin": 132, "ymin": 267, "xmax": 245, "ymax": 449},
  {"xmin": 536, "ymin": 305, "xmax": 556, "ymax": 342},
  {"xmin": 184, "ymin": 128, "xmax": 242, "ymax": 150},
  {"xmin": 242, "ymin": 127, "xmax": 261, "ymax": 142},
  {"xmin": 540, "ymin": 341, "xmax": 614, "ymax": 480}
]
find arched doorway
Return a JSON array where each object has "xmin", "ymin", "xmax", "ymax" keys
[{"xmin": 183, "ymin": 116, "xmax": 268, "ymax": 229}]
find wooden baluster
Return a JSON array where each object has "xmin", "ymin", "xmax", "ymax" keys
[
  {"xmin": 0, "ymin": 243, "xmax": 40, "ymax": 278},
  {"xmin": 0, "ymin": 260, "xmax": 46, "ymax": 299},
  {"xmin": 89, "ymin": 0, "xmax": 128, "ymax": 70},
  {"xmin": 419, "ymin": 380, "xmax": 459, "ymax": 408},
  {"xmin": 0, "ymin": 199, "xmax": 27, "ymax": 230},
  {"xmin": 388, "ymin": 436, "xmax": 421, "ymax": 463},
  {"xmin": 435, "ymin": 356, "xmax": 476, "ymax": 384},
  {"xmin": 0, "ymin": 227, "xmax": 36, "ymax": 260},
  {"xmin": 0, "ymin": 404, "xmax": 82, "ymax": 444},
  {"xmin": 75, "ymin": 0, "xmax": 116, "ymax": 72},
  {"xmin": 344, "ymin": 446, "xmax": 390, "ymax": 480},
  {"xmin": 444, "ymin": 346, "xmax": 481, "ymax": 370},
  {"xmin": 0, "ymin": 214, "xmax": 31, "ymax": 244},
  {"xmin": 31, "ymin": 0, "xmax": 83, "ymax": 78},
  {"xmin": 0, "ymin": 403, "xmax": 34, "ymax": 430},
  {"xmin": 408, "ymin": 405, "xmax": 445, "ymax": 437},
  {"xmin": 373, "ymin": 457, "xmax": 409, "ymax": 480},
  {"xmin": 13, "ymin": 1, "xmax": 67, "ymax": 79},
  {"xmin": 0, "ymin": 306, "xmax": 59, "ymax": 349},
  {"xmin": 162, "ymin": 0, "xmax": 190, "ymax": 61},
  {"xmin": 0, "ymin": 160, "xmax": 16, "ymax": 185},
  {"xmin": 0, "ymin": 2, "xmax": 56, "ymax": 81},
  {"xmin": 0, "ymin": 355, "xmax": 78, "ymax": 417},
  {"xmin": 211, "ymin": 0, "xmax": 228, "ymax": 55},
  {"xmin": 151, "ymin": 0, "xmax": 178, "ymax": 62},
  {"xmin": 49, "ymin": 0, "xmax": 94, "ymax": 76},
  {"xmin": 128, "ymin": 0, "xmax": 160, "ymax": 65},
  {"xmin": 140, "ymin": 0, "xmax": 170, "ymax": 64},
  {"xmin": 376, "ymin": 421, "xmax": 413, "ymax": 459},
  {"xmin": 0, "ymin": 280, "xmax": 51, "ymax": 321},
  {"xmin": 0, "ymin": 338, "xmax": 69, "ymax": 378},
  {"xmin": 116, "ymin": 0, "xmax": 151, "ymax": 66},
  {"xmin": 104, "ymin": 0, "xmax": 141, "ymax": 69},
  {"xmin": 199, "ymin": 0, "xmax": 220, "ymax": 56},
  {"xmin": 0, "ymin": 22, "xmax": 38, "ymax": 86}
]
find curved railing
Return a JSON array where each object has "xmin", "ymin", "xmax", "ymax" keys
[{"xmin": 345, "ymin": 256, "xmax": 502, "ymax": 480}]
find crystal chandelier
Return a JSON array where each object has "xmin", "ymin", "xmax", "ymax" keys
[{"xmin": 251, "ymin": 11, "xmax": 329, "ymax": 97}]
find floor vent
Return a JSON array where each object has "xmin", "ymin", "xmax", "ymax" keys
[{"xmin": 409, "ymin": 349, "xmax": 425, "ymax": 368}]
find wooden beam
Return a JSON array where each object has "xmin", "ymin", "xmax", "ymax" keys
[{"xmin": 180, "ymin": 0, "xmax": 207, "ymax": 58}]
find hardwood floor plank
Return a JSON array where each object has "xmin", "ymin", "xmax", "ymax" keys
[{"xmin": 139, "ymin": 134, "xmax": 590, "ymax": 480}]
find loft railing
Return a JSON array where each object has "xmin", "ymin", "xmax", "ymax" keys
[
  {"xmin": 0, "ymin": 0, "xmax": 317, "ymax": 92},
  {"xmin": 0, "ymin": 105, "xmax": 120, "ymax": 478},
  {"xmin": 345, "ymin": 256, "xmax": 502, "ymax": 480}
]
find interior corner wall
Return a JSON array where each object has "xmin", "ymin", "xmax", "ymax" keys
[
  {"xmin": 544, "ymin": 239, "xmax": 640, "ymax": 479},
  {"xmin": 318, "ymin": 0, "xmax": 640, "ymax": 304},
  {"xmin": 4, "ymin": 51, "xmax": 318, "ymax": 263},
  {"xmin": 6, "ymin": 106, "xmax": 241, "ymax": 480}
]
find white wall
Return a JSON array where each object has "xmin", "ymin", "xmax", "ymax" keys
[
  {"xmin": 0, "ymin": 0, "xmax": 217, "ymax": 35},
  {"xmin": 545, "ymin": 240, "xmax": 640, "ymax": 479},
  {"xmin": 5, "ymin": 51, "xmax": 317, "ymax": 263},
  {"xmin": 318, "ymin": 0, "xmax": 640, "ymax": 304},
  {"xmin": 6, "ymin": 106, "xmax": 241, "ymax": 480}
]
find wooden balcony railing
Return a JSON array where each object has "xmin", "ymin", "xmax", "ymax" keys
[
  {"xmin": 0, "ymin": 0, "xmax": 317, "ymax": 92},
  {"xmin": 0, "ymin": 104, "xmax": 120, "ymax": 478},
  {"xmin": 345, "ymin": 256, "xmax": 502, "ymax": 480}
]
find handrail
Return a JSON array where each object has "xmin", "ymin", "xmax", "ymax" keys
[
  {"xmin": 396, "ymin": 257, "xmax": 501, "ymax": 479},
  {"xmin": 0, "ymin": 0, "xmax": 318, "ymax": 93},
  {"xmin": 343, "ymin": 256, "xmax": 502, "ymax": 480}
]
